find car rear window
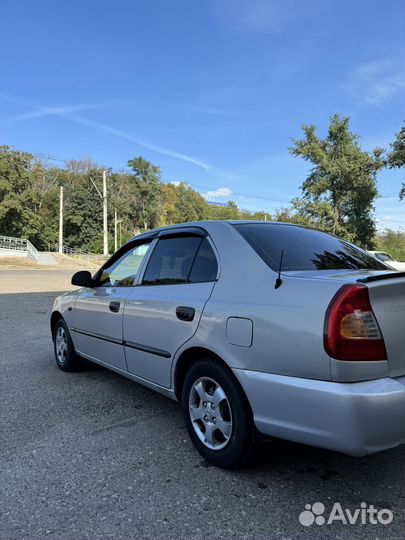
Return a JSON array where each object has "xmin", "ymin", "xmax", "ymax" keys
[
  {"xmin": 234, "ymin": 223, "xmax": 388, "ymax": 272},
  {"xmin": 375, "ymin": 252, "xmax": 393, "ymax": 262}
]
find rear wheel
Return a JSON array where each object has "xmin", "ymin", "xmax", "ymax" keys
[
  {"xmin": 53, "ymin": 318, "xmax": 81, "ymax": 372},
  {"xmin": 182, "ymin": 359, "xmax": 255, "ymax": 468}
]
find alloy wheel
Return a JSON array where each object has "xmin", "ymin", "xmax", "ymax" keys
[
  {"xmin": 55, "ymin": 326, "xmax": 68, "ymax": 364},
  {"xmin": 188, "ymin": 376, "xmax": 233, "ymax": 450}
]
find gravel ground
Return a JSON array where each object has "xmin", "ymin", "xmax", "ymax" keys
[{"xmin": 0, "ymin": 270, "xmax": 404, "ymax": 540}]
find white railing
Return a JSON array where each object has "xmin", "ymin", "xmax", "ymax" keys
[
  {"xmin": 26, "ymin": 239, "xmax": 39, "ymax": 262},
  {"xmin": 0, "ymin": 235, "xmax": 39, "ymax": 262},
  {"xmin": 52, "ymin": 244, "xmax": 107, "ymax": 264}
]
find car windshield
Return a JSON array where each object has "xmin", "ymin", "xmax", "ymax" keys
[
  {"xmin": 375, "ymin": 252, "xmax": 393, "ymax": 262},
  {"xmin": 234, "ymin": 223, "xmax": 389, "ymax": 272}
]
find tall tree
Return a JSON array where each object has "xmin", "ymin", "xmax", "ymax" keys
[
  {"xmin": 208, "ymin": 201, "xmax": 240, "ymax": 220},
  {"xmin": 128, "ymin": 156, "xmax": 162, "ymax": 230},
  {"xmin": 386, "ymin": 126, "xmax": 405, "ymax": 200},
  {"xmin": 161, "ymin": 182, "xmax": 208, "ymax": 225},
  {"xmin": 0, "ymin": 145, "xmax": 58, "ymax": 248},
  {"xmin": 289, "ymin": 114, "xmax": 384, "ymax": 247},
  {"xmin": 61, "ymin": 161, "xmax": 106, "ymax": 252},
  {"xmin": 375, "ymin": 229, "xmax": 405, "ymax": 262}
]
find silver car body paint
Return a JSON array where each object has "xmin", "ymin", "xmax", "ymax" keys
[
  {"xmin": 72, "ymin": 287, "xmax": 132, "ymax": 371},
  {"xmin": 51, "ymin": 221, "xmax": 405, "ymax": 456},
  {"xmin": 123, "ymin": 281, "xmax": 215, "ymax": 387}
]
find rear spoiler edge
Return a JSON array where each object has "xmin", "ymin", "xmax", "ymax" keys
[{"xmin": 357, "ymin": 271, "xmax": 405, "ymax": 283}]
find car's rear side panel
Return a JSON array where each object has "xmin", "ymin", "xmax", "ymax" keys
[{"xmin": 179, "ymin": 223, "xmax": 336, "ymax": 381}]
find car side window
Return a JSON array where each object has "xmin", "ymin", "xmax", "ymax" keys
[
  {"xmin": 142, "ymin": 236, "xmax": 202, "ymax": 285},
  {"xmin": 189, "ymin": 238, "xmax": 218, "ymax": 283},
  {"xmin": 99, "ymin": 242, "xmax": 151, "ymax": 287},
  {"xmin": 142, "ymin": 235, "xmax": 218, "ymax": 286}
]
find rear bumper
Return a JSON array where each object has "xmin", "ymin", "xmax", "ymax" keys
[{"xmin": 233, "ymin": 369, "xmax": 405, "ymax": 456}]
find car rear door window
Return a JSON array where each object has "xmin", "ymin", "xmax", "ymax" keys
[
  {"xmin": 234, "ymin": 223, "xmax": 388, "ymax": 271},
  {"xmin": 142, "ymin": 236, "xmax": 219, "ymax": 285},
  {"xmin": 189, "ymin": 238, "xmax": 218, "ymax": 282},
  {"xmin": 142, "ymin": 236, "xmax": 202, "ymax": 285}
]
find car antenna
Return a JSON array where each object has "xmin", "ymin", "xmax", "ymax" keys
[{"xmin": 274, "ymin": 249, "xmax": 284, "ymax": 289}]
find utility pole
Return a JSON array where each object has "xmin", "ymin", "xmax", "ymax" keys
[
  {"xmin": 114, "ymin": 210, "xmax": 123, "ymax": 252},
  {"xmin": 103, "ymin": 170, "xmax": 108, "ymax": 256},
  {"xmin": 58, "ymin": 186, "xmax": 64, "ymax": 253}
]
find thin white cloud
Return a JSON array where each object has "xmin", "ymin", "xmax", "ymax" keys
[
  {"xmin": 211, "ymin": 0, "xmax": 322, "ymax": 34},
  {"xmin": 376, "ymin": 216, "xmax": 404, "ymax": 232},
  {"xmin": 342, "ymin": 60, "xmax": 405, "ymax": 107},
  {"xmin": 204, "ymin": 186, "xmax": 233, "ymax": 199},
  {"xmin": 2, "ymin": 103, "xmax": 101, "ymax": 125},
  {"xmin": 67, "ymin": 113, "xmax": 212, "ymax": 171},
  {"xmin": 0, "ymin": 94, "xmax": 215, "ymax": 173}
]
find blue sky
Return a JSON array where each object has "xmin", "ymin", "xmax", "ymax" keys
[{"xmin": 1, "ymin": 0, "xmax": 404, "ymax": 229}]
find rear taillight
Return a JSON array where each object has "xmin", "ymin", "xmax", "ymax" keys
[{"xmin": 324, "ymin": 284, "xmax": 387, "ymax": 361}]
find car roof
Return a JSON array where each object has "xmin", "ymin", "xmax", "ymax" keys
[{"xmin": 129, "ymin": 220, "xmax": 305, "ymax": 242}]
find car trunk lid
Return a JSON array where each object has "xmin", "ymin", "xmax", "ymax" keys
[
  {"xmin": 365, "ymin": 275, "xmax": 405, "ymax": 377},
  {"xmin": 286, "ymin": 269, "xmax": 405, "ymax": 377}
]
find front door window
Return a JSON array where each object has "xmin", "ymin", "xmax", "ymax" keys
[{"xmin": 99, "ymin": 242, "xmax": 151, "ymax": 287}]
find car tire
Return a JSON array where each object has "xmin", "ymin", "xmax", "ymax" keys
[
  {"xmin": 182, "ymin": 358, "xmax": 255, "ymax": 468},
  {"xmin": 53, "ymin": 318, "xmax": 81, "ymax": 372}
]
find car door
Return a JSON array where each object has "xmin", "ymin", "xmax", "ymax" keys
[
  {"xmin": 72, "ymin": 240, "xmax": 153, "ymax": 371},
  {"xmin": 123, "ymin": 229, "xmax": 219, "ymax": 388}
]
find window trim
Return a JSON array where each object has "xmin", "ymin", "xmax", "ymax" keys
[
  {"xmin": 157, "ymin": 226, "xmax": 208, "ymax": 239},
  {"xmin": 139, "ymin": 232, "xmax": 219, "ymax": 287}
]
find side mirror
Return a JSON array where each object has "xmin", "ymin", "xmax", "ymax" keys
[{"xmin": 71, "ymin": 270, "xmax": 96, "ymax": 287}]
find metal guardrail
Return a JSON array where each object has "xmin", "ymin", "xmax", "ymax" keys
[
  {"xmin": 51, "ymin": 244, "xmax": 107, "ymax": 264},
  {"xmin": 26, "ymin": 239, "xmax": 39, "ymax": 262},
  {"xmin": 0, "ymin": 235, "xmax": 39, "ymax": 262},
  {"xmin": 0, "ymin": 236, "xmax": 106, "ymax": 265}
]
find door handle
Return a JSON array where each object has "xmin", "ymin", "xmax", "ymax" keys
[
  {"xmin": 176, "ymin": 306, "xmax": 195, "ymax": 322},
  {"xmin": 109, "ymin": 301, "xmax": 120, "ymax": 313}
]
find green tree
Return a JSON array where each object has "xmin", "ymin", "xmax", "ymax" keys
[
  {"xmin": 208, "ymin": 201, "xmax": 240, "ymax": 220},
  {"xmin": 239, "ymin": 209, "xmax": 272, "ymax": 221},
  {"xmin": 374, "ymin": 229, "xmax": 405, "ymax": 262},
  {"xmin": 274, "ymin": 206, "xmax": 309, "ymax": 225},
  {"xmin": 386, "ymin": 126, "xmax": 405, "ymax": 199},
  {"xmin": 61, "ymin": 161, "xmax": 106, "ymax": 252},
  {"xmin": 128, "ymin": 156, "xmax": 162, "ymax": 230},
  {"xmin": 161, "ymin": 182, "xmax": 208, "ymax": 225},
  {"xmin": 289, "ymin": 114, "xmax": 384, "ymax": 247},
  {"xmin": 0, "ymin": 145, "xmax": 60, "ymax": 248}
]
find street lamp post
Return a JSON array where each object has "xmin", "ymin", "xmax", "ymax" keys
[{"xmin": 58, "ymin": 185, "xmax": 64, "ymax": 254}]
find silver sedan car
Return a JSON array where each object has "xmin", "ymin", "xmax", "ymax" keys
[{"xmin": 51, "ymin": 221, "xmax": 405, "ymax": 467}]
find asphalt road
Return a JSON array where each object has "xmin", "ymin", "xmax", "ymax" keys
[{"xmin": 0, "ymin": 270, "xmax": 404, "ymax": 540}]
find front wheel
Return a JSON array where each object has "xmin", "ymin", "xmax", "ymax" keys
[
  {"xmin": 53, "ymin": 318, "xmax": 81, "ymax": 372},
  {"xmin": 182, "ymin": 359, "xmax": 255, "ymax": 468}
]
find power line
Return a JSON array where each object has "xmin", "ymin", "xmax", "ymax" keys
[
  {"xmin": 26, "ymin": 149, "xmax": 403, "ymax": 211},
  {"xmin": 188, "ymin": 182, "xmax": 291, "ymax": 205},
  {"xmin": 29, "ymin": 150, "xmax": 292, "ymax": 206}
]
